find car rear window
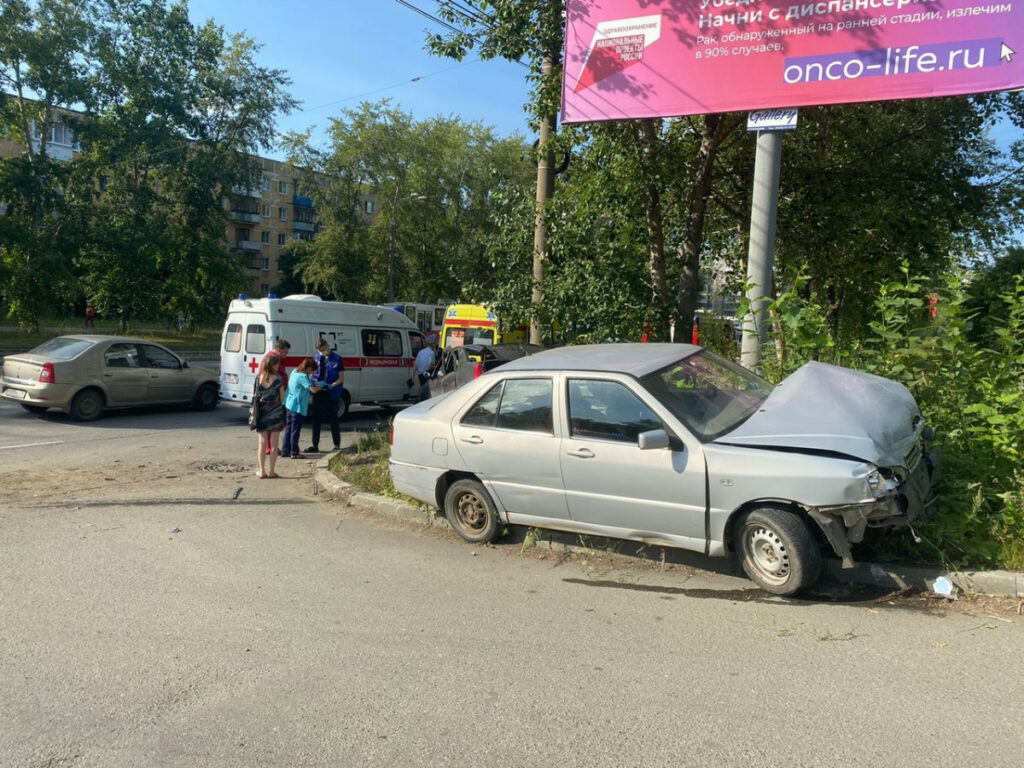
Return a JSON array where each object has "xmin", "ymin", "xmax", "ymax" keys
[{"xmin": 29, "ymin": 337, "xmax": 95, "ymax": 360}]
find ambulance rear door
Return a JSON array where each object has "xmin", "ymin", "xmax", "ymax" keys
[{"xmin": 220, "ymin": 312, "xmax": 268, "ymax": 403}]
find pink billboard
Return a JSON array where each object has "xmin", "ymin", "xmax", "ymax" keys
[{"xmin": 562, "ymin": 0, "xmax": 1024, "ymax": 122}]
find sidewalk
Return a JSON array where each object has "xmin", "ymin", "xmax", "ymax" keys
[{"xmin": 314, "ymin": 456, "xmax": 1023, "ymax": 599}]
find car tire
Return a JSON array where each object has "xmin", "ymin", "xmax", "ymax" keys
[
  {"xmin": 336, "ymin": 390, "xmax": 350, "ymax": 420},
  {"xmin": 21, "ymin": 404, "xmax": 49, "ymax": 415},
  {"xmin": 69, "ymin": 388, "xmax": 104, "ymax": 422},
  {"xmin": 444, "ymin": 479, "xmax": 501, "ymax": 544},
  {"xmin": 193, "ymin": 383, "xmax": 218, "ymax": 411},
  {"xmin": 737, "ymin": 507, "xmax": 821, "ymax": 595}
]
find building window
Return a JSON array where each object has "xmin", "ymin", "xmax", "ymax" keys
[
  {"xmin": 260, "ymin": 283, "xmax": 270, "ymax": 295},
  {"xmin": 278, "ymin": 180, "xmax": 288, "ymax": 194},
  {"xmin": 261, "ymin": 258, "xmax": 270, "ymax": 271},
  {"xmin": 260, "ymin": 231, "xmax": 270, "ymax": 244},
  {"xmin": 364, "ymin": 200, "xmax": 375, "ymax": 214},
  {"xmin": 235, "ymin": 227, "xmax": 250, "ymax": 241},
  {"xmin": 277, "ymin": 233, "xmax": 286, "ymax": 246},
  {"xmin": 262, "ymin": 204, "xmax": 270, "ymax": 217},
  {"xmin": 261, "ymin": 177, "xmax": 270, "ymax": 190},
  {"xmin": 99, "ymin": 175, "xmax": 109, "ymax": 192},
  {"xmin": 278, "ymin": 207, "xmax": 287, "ymax": 221}
]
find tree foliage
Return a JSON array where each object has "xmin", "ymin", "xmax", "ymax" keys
[
  {"xmin": 282, "ymin": 100, "xmax": 532, "ymax": 305},
  {"xmin": 0, "ymin": 0, "xmax": 295, "ymax": 330}
]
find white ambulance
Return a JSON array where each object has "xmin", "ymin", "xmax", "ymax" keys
[{"xmin": 219, "ymin": 294, "xmax": 426, "ymax": 417}]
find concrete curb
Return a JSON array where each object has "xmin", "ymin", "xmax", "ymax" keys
[{"xmin": 314, "ymin": 458, "xmax": 1023, "ymax": 599}]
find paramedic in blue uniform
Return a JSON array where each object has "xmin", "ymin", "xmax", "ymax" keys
[{"xmin": 307, "ymin": 338, "xmax": 345, "ymax": 452}]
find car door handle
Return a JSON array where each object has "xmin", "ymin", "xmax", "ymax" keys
[
  {"xmin": 567, "ymin": 448, "xmax": 595, "ymax": 458},
  {"xmin": 461, "ymin": 435, "xmax": 484, "ymax": 444}
]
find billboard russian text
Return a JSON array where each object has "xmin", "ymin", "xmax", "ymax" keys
[{"xmin": 562, "ymin": 0, "xmax": 1023, "ymax": 123}]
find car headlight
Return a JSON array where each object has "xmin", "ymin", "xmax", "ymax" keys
[{"xmin": 866, "ymin": 469, "xmax": 900, "ymax": 499}]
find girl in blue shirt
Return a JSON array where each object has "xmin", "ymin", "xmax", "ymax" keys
[{"xmin": 282, "ymin": 359, "xmax": 324, "ymax": 459}]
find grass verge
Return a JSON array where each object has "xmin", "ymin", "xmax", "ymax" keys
[{"xmin": 328, "ymin": 426, "xmax": 407, "ymax": 499}]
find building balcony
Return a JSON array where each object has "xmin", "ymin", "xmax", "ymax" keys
[
  {"xmin": 292, "ymin": 220, "xmax": 315, "ymax": 233},
  {"xmin": 233, "ymin": 239, "xmax": 262, "ymax": 252},
  {"xmin": 293, "ymin": 195, "xmax": 313, "ymax": 207},
  {"xmin": 231, "ymin": 184, "xmax": 261, "ymax": 199},
  {"xmin": 229, "ymin": 210, "xmax": 260, "ymax": 224}
]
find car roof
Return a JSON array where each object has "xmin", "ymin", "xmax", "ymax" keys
[
  {"xmin": 52, "ymin": 335, "xmax": 149, "ymax": 344},
  {"xmin": 498, "ymin": 343, "xmax": 701, "ymax": 377}
]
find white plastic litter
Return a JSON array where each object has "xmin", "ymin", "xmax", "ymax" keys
[{"xmin": 932, "ymin": 576, "xmax": 955, "ymax": 598}]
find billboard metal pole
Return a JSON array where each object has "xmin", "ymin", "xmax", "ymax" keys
[{"xmin": 740, "ymin": 129, "xmax": 783, "ymax": 371}]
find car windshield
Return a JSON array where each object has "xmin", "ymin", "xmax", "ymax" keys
[
  {"xmin": 29, "ymin": 337, "xmax": 95, "ymax": 360},
  {"xmin": 640, "ymin": 349, "xmax": 773, "ymax": 441}
]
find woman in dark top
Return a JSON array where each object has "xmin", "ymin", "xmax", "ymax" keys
[{"xmin": 255, "ymin": 354, "xmax": 286, "ymax": 478}]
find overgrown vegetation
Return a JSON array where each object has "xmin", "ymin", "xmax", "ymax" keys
[{"xmin": 329, "ymin": 426, "xmax": 403, "ymax": 499}]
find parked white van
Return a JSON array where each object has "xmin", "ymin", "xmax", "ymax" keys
[{"xmin": 219, "ymin": 294, "xmax": 426, "ymax": 417}]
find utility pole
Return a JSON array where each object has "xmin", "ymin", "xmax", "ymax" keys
[
  {"xmin": 740, "ymin": 130, "xmax": 783, "ymax": 370},
  {"xmin": 531, "ymin": 55, "xmax": 556, "ymax": 347}
]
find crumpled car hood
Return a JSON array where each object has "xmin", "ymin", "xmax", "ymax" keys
[{"xmin": 714, "ymin": 361, "xmax": 922, "ymax": 467}]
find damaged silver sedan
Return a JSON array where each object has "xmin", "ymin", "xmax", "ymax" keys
[{"xmin": 389, "ymin": 344, "xmax": 938, "ymax": 595}]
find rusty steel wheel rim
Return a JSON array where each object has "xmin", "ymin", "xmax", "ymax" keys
[{"xmin": 454, "ymin": 490, "xmax": 489, "ymax": 533}]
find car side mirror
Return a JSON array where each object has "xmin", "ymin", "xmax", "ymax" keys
[
  {"xmin": 181, "ymin": 361, "xmax": 189, "ymax": 369},
  {"xmin": 638, "ymin": 429, "xmax": 670, "ymax": 450}
]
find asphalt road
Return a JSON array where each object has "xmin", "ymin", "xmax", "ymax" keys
[{"xmin": 1, "ymin": 398, "xmax": 1022, "ymax": 767}]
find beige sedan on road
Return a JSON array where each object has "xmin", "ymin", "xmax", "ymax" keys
[{"xmin": 1, "ymin": 335, "xmax": 220, "ymax": 421}]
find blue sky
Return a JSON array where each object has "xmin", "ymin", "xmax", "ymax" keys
[{"xmin": 185, "ymin": 0, "xmax": 534, "ymax": 156}]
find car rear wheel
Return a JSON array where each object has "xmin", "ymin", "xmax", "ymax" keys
[
  {"xmin": 444, "ymin": 479, "xmax": 501, "ymax": 544},
  {"xmin": 21, "ymin": 404, "xmax": 49, "ymax": 415},
  {"xmin": 193, "ymin": 383, "xmax": 218, "ymax": 411},
  {"xmin": 336, "ymin": 390, "xmax": 350, "ymax": 420},
  {"xmin": 737, "ymin": 507, "xmax": 821, "ymax": 595},
  {"xmin": 69, "ymin": 388, "xmax": 104, "ymax": 422}
]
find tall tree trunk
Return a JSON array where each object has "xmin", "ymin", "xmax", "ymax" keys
[
  {"xmin": 638, "ymin": 119, "xmax": 668, "ymax": 338},
  {"xmin": 676, "ymin": 115, "xmax": 720, "ymax": 342}
]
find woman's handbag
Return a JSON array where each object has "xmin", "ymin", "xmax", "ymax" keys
[{"xmin": 248, "ymin": 383, "xmax": 260, "ymax": 430}]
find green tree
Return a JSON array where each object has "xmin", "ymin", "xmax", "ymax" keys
[
  {"xmin": 69, "ymin": 0, "xmax": 296, "ymax": 329},
  {"xmin": 0, "ymin": 0, "xmax": 94, "ymax": 330},
  {"xmin": 283, "ymin": 100, "xmax": 530, "ymax": 304}
]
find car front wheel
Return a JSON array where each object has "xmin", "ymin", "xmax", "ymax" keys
[
  {"xmin": 737, "ymin": 507, "xmax": 821, "ymax": 595},
  {"xmin": 69, "ymin": 388, "xmax": 104, "ymax": 422},
  {"xmin": 444, "ymin": 479, "xmax": 501, "ymax": 544}
]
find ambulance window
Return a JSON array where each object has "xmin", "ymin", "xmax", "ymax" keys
[
  {"xmin": 362, "ymin": 329, "xmax": 402, "ymax": 357},
  {"xmin": 245, "ymin": 325, "xmax": 266, "ymax": 354},
  {"xmin": 410, "ymin": 332, "xmax": 425, "ymax": 356},
  {"xmin": 224, "ymin": 323, "xmax": 242, "ymax": 353}
]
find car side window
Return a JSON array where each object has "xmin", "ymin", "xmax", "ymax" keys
[
  {"xmin": 462, "ymin": 378, "xmax": 553, "ymax": 434},
  {"xmin": 568, "ymin": 379, "xmax": 664, "ymax": 443},
  {"xmin": 141, "ymin": 344, "xmax": 180, "ymax": 369},
  {"xmin": 104, "ymin": 343, "xmax": 140, "ymax": 368}
]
